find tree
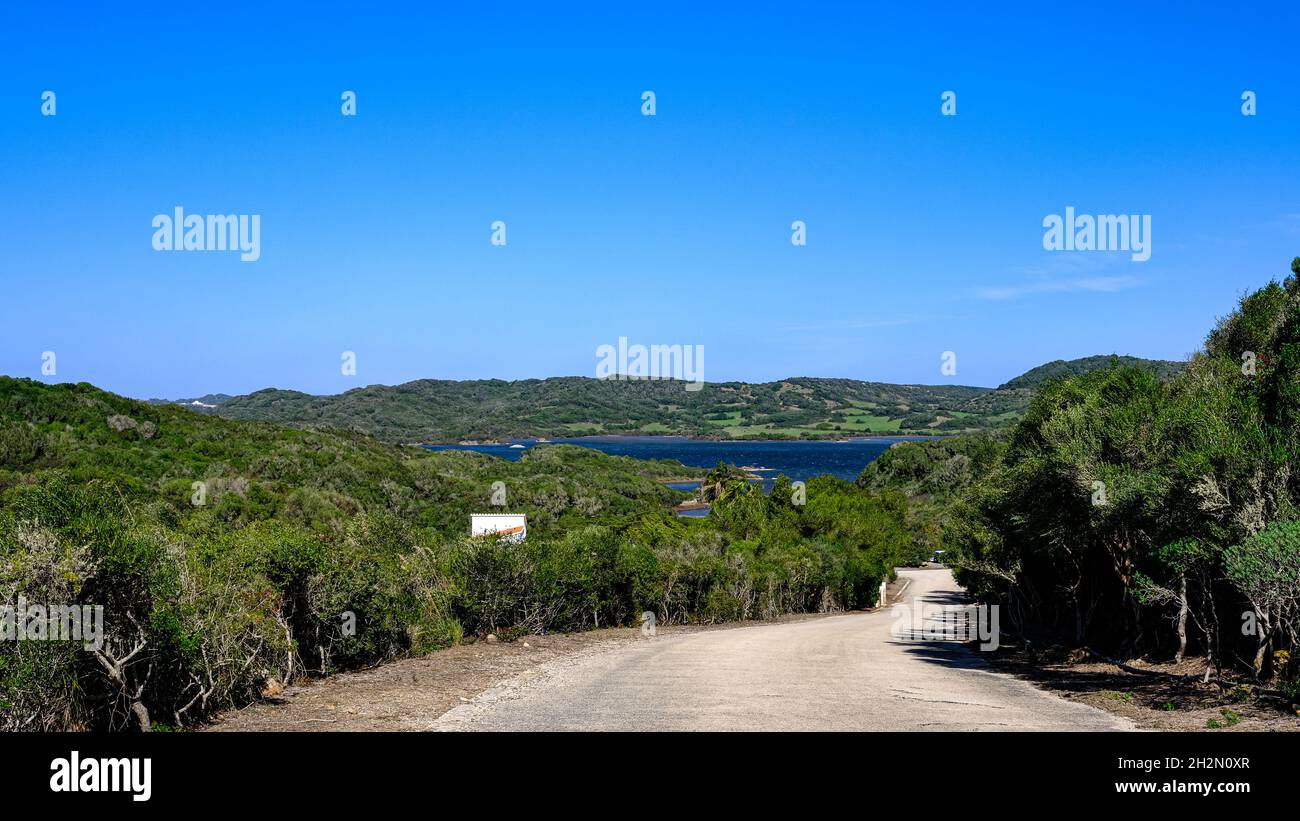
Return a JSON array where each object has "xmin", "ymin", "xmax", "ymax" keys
[{"xmin": 1223, "ymin": 520, "xmax": 1300, "ymax": 676}]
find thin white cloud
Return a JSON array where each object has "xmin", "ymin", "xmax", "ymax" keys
[{"xmin": 971, "ymin": 275, "xmax": 1141, "ymax": 301}]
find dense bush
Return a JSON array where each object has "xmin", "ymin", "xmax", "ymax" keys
[
  {"xmin": 857, "ymin": 433, "xmax": 1007, "ymax": 562},
  {"xmin": 937, "ymin": 259, "xmax": 1300, "ymax": 683}
]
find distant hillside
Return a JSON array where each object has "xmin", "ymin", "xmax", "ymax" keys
[
  {"xmin": 208, "ymin": 377, "xmax": 1015, "ymax": 443},
  {"xmin": 998, "ymin": 355, "xmax": 1185, "ymax": 390},
  {"xmin": 186, "ymin": 356, "xmax": 1186, "ymax": 444}
]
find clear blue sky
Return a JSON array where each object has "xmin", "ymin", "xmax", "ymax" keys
[{"xmin": 3, "ymin": 2, "xmax": 1298, "ymax": 398}]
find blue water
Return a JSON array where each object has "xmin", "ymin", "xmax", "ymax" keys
[{"xmin": 423, "ymin": 435, "xmax": 930, "ymax": 486}]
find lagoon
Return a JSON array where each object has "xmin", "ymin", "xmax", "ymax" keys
[{"xmin": 423, "ymin": 435, "xmax": 931, "ymax": 486}]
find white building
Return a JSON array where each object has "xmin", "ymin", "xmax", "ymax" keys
[{"xmin": 470, "ymin": 513, "xmax": 526, "ymax": 543}]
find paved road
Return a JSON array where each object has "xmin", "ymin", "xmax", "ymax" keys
[{"xmin": 433, "ymin": 567, "xmax": 1133, "ymax": 731}]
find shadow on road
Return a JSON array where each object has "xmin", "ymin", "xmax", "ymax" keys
[
  {"xmin": 900, "ymin": 590, "xmax": 969, "ymax": 606},
  {"xmin": 892, "ymin": 643, "xmax": 990, "ymax": 670}
]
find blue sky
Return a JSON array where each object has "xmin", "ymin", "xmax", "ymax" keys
[{"xmin": 2, "ymin": 2, "xmax": 1298, "ymax": 398}]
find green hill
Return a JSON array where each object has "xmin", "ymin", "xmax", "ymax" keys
[
  {"xmin": 997, "ymin": 355, "xmax": 1185, "ymax": 390},
  {"xmin": 191, "ymin": 356, "xmax": 1185, "ymax": 444},
  {"xmin": 203, "ymin": 376, "xmax": 1011, "ymax": 443}
]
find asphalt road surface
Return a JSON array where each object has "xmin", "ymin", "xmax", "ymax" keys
[{"xmin": 433, "ymin": 567, "xmax": 1134, "ymax": 731}]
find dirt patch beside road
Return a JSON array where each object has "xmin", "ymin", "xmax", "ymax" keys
[
  {"xmin": 206, "ymin": 631, "xmax": 633, "ymax": 731},
  {"xmin": 205, "ymin": 614, "xmax": 836, "ymax": 732},
  {"xmin": 988, "ymin": 650, "xmax": 1300, "ymax": 732}
]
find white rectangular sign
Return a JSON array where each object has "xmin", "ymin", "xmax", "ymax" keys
[{"xmin": 471, "ymin": 513, "xmax": 526, "ymax": 543}]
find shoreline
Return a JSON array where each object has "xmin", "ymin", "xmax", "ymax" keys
[{"xmin": 420, "ymin": 433, "xmax": 944, "ymax": 447}]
